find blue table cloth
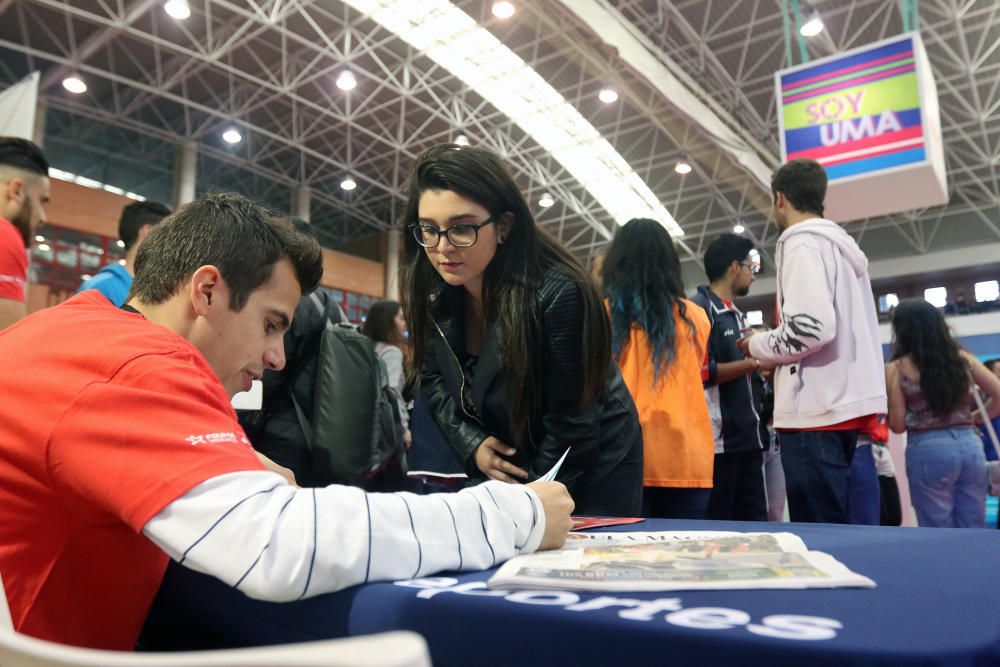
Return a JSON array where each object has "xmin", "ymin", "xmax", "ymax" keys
[{"xmin": 141, "ymin": 519, "xmax": 1000, "ymax": 666}]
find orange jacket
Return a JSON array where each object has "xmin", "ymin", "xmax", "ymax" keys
[{"xmin": 615, "ymin": 299, "xmax": 714, "ymax": 488}]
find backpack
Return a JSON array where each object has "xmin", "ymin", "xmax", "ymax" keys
[{"xmin": 288, "ymin": 292, "xmax": 407, "ymax": 485}]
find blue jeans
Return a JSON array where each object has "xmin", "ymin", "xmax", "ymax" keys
[
  {"xmin": 906, "ymin": 428, "xmax": 987, "ymax": 528},
  {"xmin": 780, "ymin": 429, "xmax": 858, "ymax": 523},
  {"xmin": 847, "ymin": 443, "xmax": 880, "ymax": 525}
]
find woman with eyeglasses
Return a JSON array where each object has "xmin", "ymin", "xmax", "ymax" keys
[
  {"xmin": 602, "ymin": 218, "xmax": 715, "ymax": 519},
  {"xmin": 400, "ymin": 144, "xmax": 643, "ymax": 516}
]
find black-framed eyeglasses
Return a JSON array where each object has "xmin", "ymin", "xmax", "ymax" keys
[
  {"xmin": 740, "ymin": 260, "xmax": 761, "ymax": 275},
  {"xmin": 409, "ymin": 218, "xmax": 495, "ymax": 248}
]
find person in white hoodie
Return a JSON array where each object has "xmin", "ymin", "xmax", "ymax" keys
[{"xmin": 737, "ymin": 159, "xmax": 886, "ymax": 524}]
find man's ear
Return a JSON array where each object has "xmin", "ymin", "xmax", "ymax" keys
[
  {"xmin": 3, "ymin": 177, "xmax": 24, "ymax": 205},
  {"xmin": 728, "ymin": 259, "xmax": 742, "ymax": 279},
  {"xmin": 773, "ymin": 192, "xmax": 786, "ymax": 210},
  {"xmin": 137, "ymin": 223, "xmax": 155, "ymax": 244},
  {"xmin": 188, "ymin": 265, "xmax": 224, "ymax": 316}
]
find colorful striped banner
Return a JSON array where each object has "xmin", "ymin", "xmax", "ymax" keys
[
  {"xmin": 781, "ymin": 50, "xmax": 913, "ymax": 94},
  {"xmin": 782, "ymin": 62, "xmax": 915, "ymax": 104},
  {"xmin": 782, "ymin": 73, "xmax": 921, "ymax": 132},
  {"xmin": 777, "ymin": 35, "xmax": 927, "ymax": 183},
  {"xmin": 824, "ymin": 147, "xmax": 926, "ymax": 180},
  {"xmin": 775, "ymin": 33, "xmax": 947, "ymax": 221}
]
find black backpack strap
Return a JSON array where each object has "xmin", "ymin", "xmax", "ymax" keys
[{"xmin": 283, "ymin": 291, "xmax": 331, "ymax": 450}]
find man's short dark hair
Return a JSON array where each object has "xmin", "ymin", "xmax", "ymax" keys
[
  {"xmin": 985, "ymin": 358, "xmax": 1000, "ymax": 374},
  {"xmin": 771, "ymin": 158, "xmax": 827, "ymax": 217},
  {"xmin": 0, "ymin": 137, "xmax": 49, "ymax": 176},
  {"xmin": 119, "ymin": 201, "xmax": 171, "ymax": 250},
  {"xmin": 130, "ymin": 192, "xmax": 323, "ymax": 310},
  {"xmin": 703, "ymin": 233, "xmax": 756, "ymax": 283}
]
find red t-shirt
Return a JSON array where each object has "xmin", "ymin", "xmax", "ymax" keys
[
  {"xmin": 0, "ymin": 292, "xmax": 264, "ymax": 649},
  {"xmin": 803, "ymin": 414, "xmax": 879, "ymax": 433},
  {"xmin": 0, "ymin": 216, "xmax": 27, "ymax": 302}
]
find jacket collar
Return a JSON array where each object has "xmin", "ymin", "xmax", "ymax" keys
[{"xmin": 696, "ymin": 284, "xmax": 739, "ymax": 316}]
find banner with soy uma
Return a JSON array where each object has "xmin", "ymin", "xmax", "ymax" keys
[{"xmin": 775, "ymin": 33, "xmax": 947, "ymax": 222}]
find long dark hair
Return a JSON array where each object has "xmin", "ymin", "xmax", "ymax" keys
[
  {"xmin": 602, "ymin": 218, "xmax": 695, "ymax": 381},
  {"xmin": 890, "ymin": 298, "xmax": 969, "ymax": 416},
  {"xmin": 362, "ymin": 300, "xmax": 405, "ymax": 348},
  {"xmin": 400, "ymin": 144, "xmax": 610, "ymax": 439}
]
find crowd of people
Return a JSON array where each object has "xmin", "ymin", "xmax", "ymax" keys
[{"xmin": 1, "ymin": 134, "xmax": 998, "ymax": 652}]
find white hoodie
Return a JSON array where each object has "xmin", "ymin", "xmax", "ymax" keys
[{"xmin": 748, "ymin": 218, "xmax": 887, "ymax": 429}]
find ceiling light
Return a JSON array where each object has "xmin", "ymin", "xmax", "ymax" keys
[
  {"xmin": 538, "ymin": 193, "xmax": 555, "ymax": 208},
  {"xmin": 62, "ymin": 76, "xmax": 87, "ymax": 94},
  {"xmin": 341, "ymin": 0, "xmax": 683, "ymax": 236},
  {"xmin": 675, "ymin": 161, "xmax": 692, "ymax": 175},
  {"xmin": 222, "ymin": 128, "xmax": 242, "ymax": 144},
  {"xmin": 491, "ymin": 1, "xmax": 515, "ymax": 19},
  {"xmin": 164, "ymin": 0, "xmax": 191, "ymax": 20},
  {"xmin": 598, "ymin": 88, "xmax": 618, "ymax": 104},
  {"xmin": 733, "ymin": 224, "xmax": 745, "ymax": 234},
  {"xmin": 800, "ymin": 14, "xmax": 824, "ymax": 37},
  {"xmin": 336, "ymin": 71, "xmax": 357, "ymax": 91},
  {"xmin": 340, "ymin": 177, "xmax": 357, "ymax": 191},
  {"xmin": 34, "ymin": 235, "xmax": 45, "ymax": 243},
  {"xmin": 80, "ymin": 274, "xmax": 92, "ymax": 281},
  {"xmin": 116, "ymin": 240, "xmax": 126, "ymax": 248},
  {"xmin": 455, "ymin": 134, "xmax": 470, "ymax": 146},
  {"xmin": 37, "ymin": 243, "xmax": 51, "ymax": 252},
  {"xmin": 119, "ymin": 259, "xmax": 127, "ymax": 266}
]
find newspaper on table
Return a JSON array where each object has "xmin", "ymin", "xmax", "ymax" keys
[{"xmin": 489, "ymin": 531, "xmax": 875, "ymax": 592}]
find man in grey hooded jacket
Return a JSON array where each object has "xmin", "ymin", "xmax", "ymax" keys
[{"xmin": 738, "ymin": 159, "xmax": 886, "ymax": 523}]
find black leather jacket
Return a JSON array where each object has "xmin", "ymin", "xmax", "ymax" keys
[{"xmin": 420, "ymin": 268, "xmax": 641, "ymax": 500}]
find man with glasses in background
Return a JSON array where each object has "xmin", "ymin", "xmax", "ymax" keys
[{"xmin": 693, "ymin": 233, "xmax": 771, "ymax": 522}]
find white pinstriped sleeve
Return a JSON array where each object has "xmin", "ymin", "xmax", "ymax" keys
[{"xmin": 143, "ymin": 471, "xmax": 545, "ymax": 601}]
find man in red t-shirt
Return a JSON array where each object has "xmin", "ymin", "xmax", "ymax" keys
[
  {"xmin": 0, "ymin": 192, "xmax": 573, "ymax": 651},
  {"xmin": 0, "ymin": 137, "xmax": 50, "ymax": 330}
]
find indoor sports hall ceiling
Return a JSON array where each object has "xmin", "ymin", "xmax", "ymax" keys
[{"xmin": 0, "ymin": 0, "xmax": 997, "ymax": 283}]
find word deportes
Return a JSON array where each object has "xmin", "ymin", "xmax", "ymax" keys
[{"xmin": 394, "ymin": 577, "xmax": 842, "ymax": 641}]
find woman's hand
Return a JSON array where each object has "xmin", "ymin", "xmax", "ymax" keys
[{"xmin": 475, "ymin": 436, "xmax": 530, "ymax": 483}]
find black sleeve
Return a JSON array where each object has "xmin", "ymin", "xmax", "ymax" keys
[{"xmin": 527, "ymin": 281, "xmax": 603, "ymax": 492}]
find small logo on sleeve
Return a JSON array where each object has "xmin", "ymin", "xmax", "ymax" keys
[{"xmin": 185, "ymin": 431, "xmax": 252, "ymax": 447}]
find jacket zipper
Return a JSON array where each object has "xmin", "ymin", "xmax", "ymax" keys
[
  {"xmin": 746, "ymin": 374, "xmax": 765, "ymax": 449},
  {"xmin": 429, "ymin": 312, "xmax": 484, "ymax": 426}
]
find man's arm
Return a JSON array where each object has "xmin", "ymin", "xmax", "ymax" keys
[
  {"xmin": 143, "ymin": 474, "xmax": 571, "ymax": 601},
  {"xmin": 885, "ymin": 362, "xmax": 907, "ymax": 434},
  {"xmin": 0, "ymin": 297, "xmax": 25, "ymax": 331},
  {"xmin": 715, "ymin": 359, "xmax": 761, "ymax": 384},
  {"xmin": 747, "ymin": 244, "xmax": 836, "ymax": 365}
]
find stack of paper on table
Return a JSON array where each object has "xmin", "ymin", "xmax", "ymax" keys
[{"xmin": 489, "ymin": 531, "xmax": 875, "ymax": 592}]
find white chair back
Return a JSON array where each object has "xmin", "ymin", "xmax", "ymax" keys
[
  {"xmin": 0, "ymin": 571, "xmax": 12, "ymax": 630},
  {"xmin": 0, "ymin": 572, "xmax": 429, "ymax": 667},
  {"xmin": 0, "ymin": 629, "xmax": 431, "ymax": 667}
]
